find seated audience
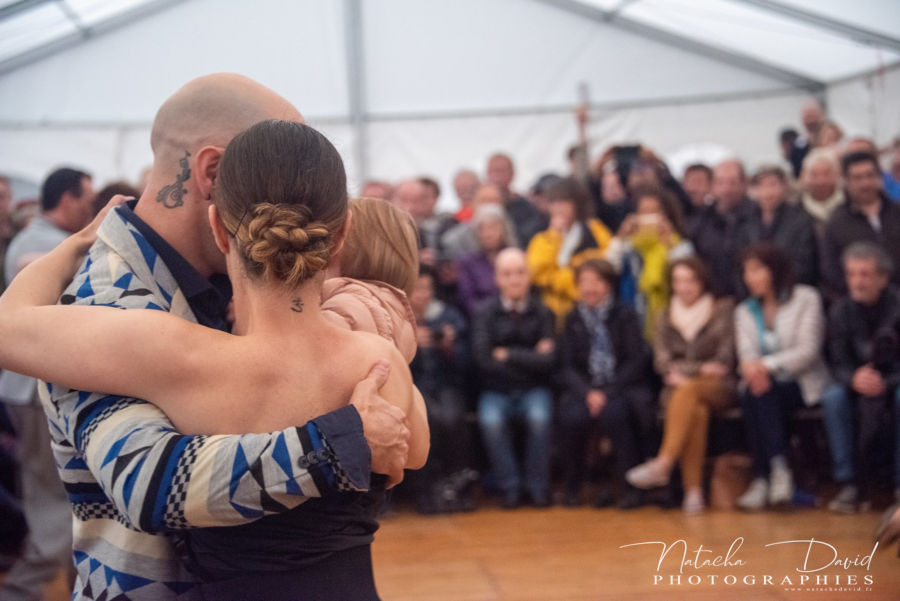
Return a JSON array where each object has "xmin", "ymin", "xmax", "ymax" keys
[
  {"xmin": 93, "ymin": 180, "xmax": 139, "ymax": 217},
  {"xmin": 734, "ymin": 244, "xmax": 830, "ymax": 511},
  {"xmin": 472, "ymin": 248, "xmax": 556, "ymax": 508},
  {"xmin": 558, "ymin": 259, "xmax": 656, "ymax": 509},
  {"xmin": 407, "ymin": 266, "xmax": 474, "ymax": 514},
  {"xmin": 441, "ymin": 183, "xmax": 506, "ymax": 262},
  {"xmin": 626, "ymin": 257, "xmax": 736, "ymax": 514},
  {"xmin": 823, "ymin": 152, "xmax": 900, "ymax": 299},
  {"xmin": 527, "ymin": 176, "xmax": 611, "ymax": 326},
  {"xmin": 605, "ymin": 185, "xmax": 693, "ymax": 339},
  {"xmin": 457, "ymin": 204, "xmax": 516, "ymax": 317},
  {"xmin": 360, "ymin": 179, "xmax": 393, "ymax": 200},
  {"xmin": 813, "ymin": 119, "xmax": 844, "ymax": 151},
  {"xmin": 822, "ymin": 242, "xmax": 900, "ymax": 512},
  {"xmin": 739, "ymin": 165, "xmax": 819, "ymax": 287},
  {"xmin": 690, "ymin": 159, "xmax": 754, "ymax": 298}
]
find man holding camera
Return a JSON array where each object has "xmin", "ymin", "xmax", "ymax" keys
[{"xmin": 822, "ymin": 242, "xmax": 900, "ymax": 513}]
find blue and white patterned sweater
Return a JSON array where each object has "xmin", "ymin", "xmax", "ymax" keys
[{"xmin": 38, "ymin": 207, "xmax": 369, "ymax": 600}]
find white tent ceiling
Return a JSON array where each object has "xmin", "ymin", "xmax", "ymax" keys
[{"xmin": 0, "ymin": 0, "xmax": 898, "ymax": 207}]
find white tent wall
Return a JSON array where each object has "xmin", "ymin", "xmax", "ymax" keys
[
  {"xmin": 0, "ymin": 0, "xmax": 895, "ymax": 210},
  {"xmin": 826, "ymin": 63, "xmax": 900, "ymax": 149}
]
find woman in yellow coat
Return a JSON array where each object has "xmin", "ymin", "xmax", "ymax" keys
[{"xmin": 527, "ymin": 177, "xmax": 612, "ymax": 327}]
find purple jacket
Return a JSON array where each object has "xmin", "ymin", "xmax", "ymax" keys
[{"xmin": 457, "ymin": 251, "xmax": 498, "ymax": 317}]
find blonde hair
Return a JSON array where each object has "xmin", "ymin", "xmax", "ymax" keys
[{"xmin": 339, "ymin": 197, "xmax": 419, "ymax": 295}]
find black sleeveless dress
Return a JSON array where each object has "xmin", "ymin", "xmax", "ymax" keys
[{"xmin": 177, "ymin": 475, "xmax": 387, "ymax": 601}]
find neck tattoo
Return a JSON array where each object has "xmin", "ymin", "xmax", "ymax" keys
[
  {"xmin": 291, "ymin": 298, "xmax": 304, "ymax": 313},
  {"xmin": 156, "ymin": 151, "xmax": 191, "ymax": 209}
]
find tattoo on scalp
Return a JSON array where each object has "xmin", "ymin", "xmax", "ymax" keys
[
  {"xmin": 291, "ymin": 298, "xmax": 304, "ymax": 313},
  {"xmin": 156, "ymin": 151, "xmax": 191, "ymax": 208}
]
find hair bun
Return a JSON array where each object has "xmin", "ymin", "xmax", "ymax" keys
[{"xmin": 240, "ymin": 202, "xmax": 333, "ymax": 286}]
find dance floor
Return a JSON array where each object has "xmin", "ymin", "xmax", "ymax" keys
[
  {"xmin": 10, "ymin": 504, "xmax": 898, "ymax": 601},
  {"xmin": 373, "ymin": 505, "xmax": 900, "ymax": 601}
]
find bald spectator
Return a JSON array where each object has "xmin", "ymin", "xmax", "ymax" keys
[
  {"xmin": 738, "ymin": 166, "xmax": 819, "ymax": 286},
  {"xmin": 472, "ymin": 248, "xmax": 556, "ymax": 508},
  {"xmin": 823, "ymin": 152, "xmax": 900, "ymax": 298},
  {"xmin": 786, "ymin": 99, "xmax": 825, "ymax": 178},
  {"xmin": 486, "ymin": 153, "xmax": 545, "ymax": 247},
  {"xmin": 689, "ymin": 159, "xmax": 754, "ymax": 297},
  {"xmin": 453, "ymin": 169, "xmax": 480, "ymax": 223}
]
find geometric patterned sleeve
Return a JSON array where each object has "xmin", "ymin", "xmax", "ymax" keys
[{"xmin": 43, "ymin": 241, "xmax": 372, "ymax": 533}]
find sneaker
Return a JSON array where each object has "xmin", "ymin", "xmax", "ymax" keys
[
  {"xmin": 737, "ymin": 478, "xmax": 768, "ymax": 511},
  {"xmin": 625, "ymin": 459, "xmax": 670, "ymax": 489},
  {"xmin": 682, "ymin": 489, "xmax": 705, "ymax": 515},
  {"xmin": 769, "ymin": 465, "xmax": 794, "ymax": 508},
  {"xmin": 828, "ymin": 485, "xmax": 859, "ymax": 514}
]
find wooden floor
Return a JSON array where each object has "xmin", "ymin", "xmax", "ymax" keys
[
  {"xmin": 373, "ymin": 505, "xmax": 900, "ymax": 601},
  {"xmin": 9, "ymin": 504, "xmax": 899, "ymax": 601}
]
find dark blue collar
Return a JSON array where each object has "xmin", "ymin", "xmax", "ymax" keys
[{"xmin": 116, "ymin": 201, "xmax": 232, "ymax": 331}]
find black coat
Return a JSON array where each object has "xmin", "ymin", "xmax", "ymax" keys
[
  {"xmin": 472, "ymin": 293, "xmax": 556, "ymax": 393},
  {"xmin": 689, "ymin": 200, "xmax": 754, "ymax": 298},
  {"xmin": 828, "ymin": 286, "xmax": 900, "ymax": 390},
  {"xmin": 823, "ymin": 196, "xmax": 900, "ymax": 299},
  {"xmin": 559, "ymin": 301, "xmax": 652, "ymax": 400},
  {"xmin": 736, "ymin": 202, "xmax": 820, "ymax": 287}
]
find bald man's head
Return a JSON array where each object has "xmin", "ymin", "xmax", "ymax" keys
[
  {"xmin": 150, "ymin": 73, "xmax": 303, "ymax": 169},
  {"xmin": 495, "ymin": 247, "xmax": 530, "ymax": 301}
]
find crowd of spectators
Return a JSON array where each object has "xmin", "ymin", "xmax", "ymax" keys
[
  {"xmin": 353, "ymin": 99, "xmax": 900, "ymax": 516},
  {"xmin": 2, "ymin": 100, "xmax": 900, "ymax": 540}
]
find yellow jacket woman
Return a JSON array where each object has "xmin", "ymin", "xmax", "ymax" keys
[{"xmin": 527, "ymin": 177, "xmax": 612, "ymax": 326}]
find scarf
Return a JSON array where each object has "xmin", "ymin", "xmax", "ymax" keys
[
  {"xmin": 557, "ymin": 222, "xmax": 584, "ymax": 266},
  {"xmin": 669, "ymin": 293, "xmax": 714, "ymax": 342},
  {"xmin": 800, "ymin": 189, "xmax": 844, "ymax": 223},
  {"xmin": 578, "ymin": 298, "xmax": 616, "ymax": 388}
]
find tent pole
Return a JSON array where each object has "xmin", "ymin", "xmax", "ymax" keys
[{"xmin": 344, "ymin": 0, "xmax": 369, "ymax": 184}]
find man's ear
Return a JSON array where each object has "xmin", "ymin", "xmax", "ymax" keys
[
  {"xmin": 194, "ymin": 146, "xmax": 224, "ymax": 200},
  {"xmin": 208, "ymin": 204, "xmax": 231, "ymax": 255}
]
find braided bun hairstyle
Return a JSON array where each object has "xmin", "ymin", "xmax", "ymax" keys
[{"xmin": 215, "ymin": 120, "xmax": 347, "ymax": 287}]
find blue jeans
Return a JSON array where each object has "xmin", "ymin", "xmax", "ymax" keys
[
  {"xmin": 821, "ymin": 383, "xmax": 900, "ymax": 489},
  {"xmin": 478, "ymin": 388, "xmax": 552, "ymax": 501}
]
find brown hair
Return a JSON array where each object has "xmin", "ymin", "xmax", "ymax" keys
[
  {"xmin": 545, "ymin": 176, "xmax": 595, "ymax": 221},
  {"xmin": 215, "ymin": 120, "xmax": 347, "ymax": 287},
  {"xmin": 667, "ymin": 256, "xmax": 713, "ymax": 295},
  {"xmin": 575, "ymin": 258, "xmax": 618, "ymax": 291},
  {"xmin": 750, "ymin": 164, "xmax": 788, "ymax": 186},
  {"xmin": 631, "ymin": 184, "xmax": 686, "ymax": 236},
  {"xmin": 339, "ymin": 197, "xmax": 419, "ymax": 296},
  {"xmin": 741, "ymin": 243, "xmax": 795, "ymax": 300}
]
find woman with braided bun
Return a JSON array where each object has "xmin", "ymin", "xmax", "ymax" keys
[{"xmin": 0, "ymin": 119, "xmax": 428, "ymax": 600}]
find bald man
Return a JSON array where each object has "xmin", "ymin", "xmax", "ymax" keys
[
  {"xmin": 38, "ymin": 74, "xmax": 410, "ymax": 601},
  {"xmin": 471, "ymin": 248, "xmax": 555, "ymax": 508}
]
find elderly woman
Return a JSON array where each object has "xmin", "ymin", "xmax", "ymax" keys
[
  {"xmin": 626, "ymin": 256, "xmax": 735, "ymax": 514},
  {"xmin": 527, "ymin": 176, "xmax": 612, "ymax": 326},
  {"xmin": 734, "ymin": 244, "xmax": 830, "ymax": 511},
  {"xmin": 456, "ymin": 203, "xmax": 517, "ymax": 317}
]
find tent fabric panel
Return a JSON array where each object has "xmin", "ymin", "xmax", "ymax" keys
[
  {"xmin": 620, "ymin": 0, "xmax": 900, "ymax": 82},
  {"xmin": 827, "ymin": 65, "xmax": 900, "ymax": 149},
  {"xmin": 0, "ymin": 0, "xmax": 350, "ymax": 123},
  {"xmin": 362, "ymin": 0, "xmax": 790, "ymax": 115},
  {"xmin": 767, "ymin": 0, "xmax": 900, "ymax": 42}
]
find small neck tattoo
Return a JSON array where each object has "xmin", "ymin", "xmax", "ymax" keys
[{"xmin": 291, "ymin": 298, "xmax": 304, "ymax": 313}]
